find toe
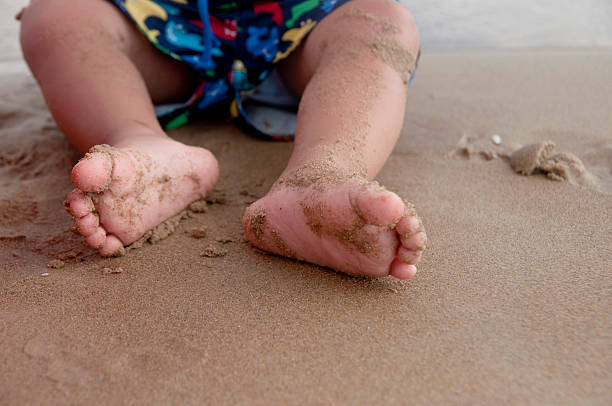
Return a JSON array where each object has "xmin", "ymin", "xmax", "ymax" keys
[
  {"xmin": 389, "ymin": 259, "xmax": 417, "ymax": 279},
  {"xmin": 398, "ymin": 246, "xmax": 422, "ymax": 265},
  {"xmin": 397, "ymin": 208, "xmax": 427, "ymax": 252},
  {"xmin": 350, "ymin": 186, "xmax": 405, "ymax": 226},
  {"xmin": 85, "ymin": 227, "xmax": 106, "ymax": 249},
  {"xmin": 75, "ymin": 213, "xmax": 99, "ymax": 236},
  {"xmin": 396, "ymin": 215, "xmax": 421, "ymax": 236},
  {"xmin": 71, "ymin": 151, "xmax": 112, "ymax": 193},
  {"xmin": 64, "ymin": 189, "xmax": 94, "ymax": 218},
  {"xmin": 401, "ymin": 231, "xmax": 427, "ymax": 252},
  {"xmin": 99, "ymin": 234, "xmax": 125, "ymax": 257}
]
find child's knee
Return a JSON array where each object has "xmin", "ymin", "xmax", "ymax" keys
[
  {"xmin": 377, "ymin": 0, "xmax": 420, "ymax": 54},
  {"xmin": 330, "ymin": 0, "xmax": 420, "ymax": 55},
  {"xmin": 20, "ymin": 1, "xmax": 77, "ymax": 64},
  {"xmin": 20, "ymin": 0, "xmax": 123, "ymax": 65}
]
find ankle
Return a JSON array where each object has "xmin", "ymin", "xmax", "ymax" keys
[
  {"xmin": 105, "ymin": 125, "xmax": 170, "ymax": 149},
  {"xmin": 275, "ymin": 159, "xmax": 368, "ymax": 191}
]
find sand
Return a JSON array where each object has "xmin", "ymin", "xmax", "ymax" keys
[{"xmin": 1, "ymin": 13, "xmax": 611, "ymax": 404}]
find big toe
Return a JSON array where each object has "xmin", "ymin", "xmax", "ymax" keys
[
  {"xmin": 350, "ymin": 184, "xmax": 405, "ymax": 226},
  {"xmin": 71, "ymin": 151, "xmax": 112, "ymax": 193}
]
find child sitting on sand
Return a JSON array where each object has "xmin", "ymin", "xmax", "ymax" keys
[{"xmin": 19, "ymin": 0, "xmax": 426, "ymax": 279}]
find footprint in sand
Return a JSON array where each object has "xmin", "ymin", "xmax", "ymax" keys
[{"xmin": 23, "ymin": 333, "xmax": 106, "ymax": 388}]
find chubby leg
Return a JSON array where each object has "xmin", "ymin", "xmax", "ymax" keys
[
  {"xmin": 21, "ymin": 0, "xmax": 218, "ymax": 255},
  {"xmin": 243, "ymin": 0, "xmax": 426, "ymax": 278}
]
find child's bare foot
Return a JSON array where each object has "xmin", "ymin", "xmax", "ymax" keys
[
  {"xmin": 64, "ymin": 134, "xmax": 218, "ymax": 256},
  {"xmin": 242, "ymin": 177, "xmax": 426, "ymax": 279}
]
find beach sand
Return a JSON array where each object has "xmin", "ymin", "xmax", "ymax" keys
[{"xmin": 1, "ymin": 9, "xmax": 611, "ymax": 404}]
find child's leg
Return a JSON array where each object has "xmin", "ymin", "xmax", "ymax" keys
[
  {"xmin": 243, "ymin": 0, "xmax": 426, "ymax": 279},
  {"xmin": 21, "ymin": 0, "xmax": 218, "ymax": 255}
]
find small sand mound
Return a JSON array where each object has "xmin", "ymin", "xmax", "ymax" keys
[
  {"xmin": 509, "ymin": 141, "xmax": 597, "ymax": 188},
  {"xmin": 509, "ymin": 141, "xmax": 556, "ymax": 176}
]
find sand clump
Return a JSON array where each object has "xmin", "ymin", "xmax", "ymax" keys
[
  {"xmin": 101, "ymin": 267, "xmax": 123, "ymax": 275},
  {"xmin": 509, "ymin": 141, "xmax": 556, "ymax": 176},
  {"xmin": 215, "ymin": 236, "xmax": 235, "ymax": 243},
  {"xmin": 185, "ymin": 226, "xmax": 208, "ymax": 239},
  {"xmin": 128, "ymin": 211, "xmax": 187, "ymax": 247},
  {"xmin": 200, "ymin": 244, "xmax": 227, "ymax": 258},
  {"xmin": 188, "ymin": 199, "xmax": 208, "ymax": 213},
  {"xmin": 46, "ymin": 259, "xmax": 65, "ymax": 269},
  {"xmin": 509, "ymin": 141, "xmax": 595, "ymax": 187}
]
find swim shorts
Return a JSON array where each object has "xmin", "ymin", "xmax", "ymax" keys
[{"xmin": 111, "ymin": 0, "xmax": 418, "ymax": 139}]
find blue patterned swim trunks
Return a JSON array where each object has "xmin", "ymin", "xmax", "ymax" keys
[{"xmin": 110, "ymin": 0, "xmax": 353, "ymax": 139}]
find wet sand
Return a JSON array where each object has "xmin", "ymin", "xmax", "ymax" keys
[{"xmin": 1, "ymin": 22, "xmax": 611, "ymax": 406}]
